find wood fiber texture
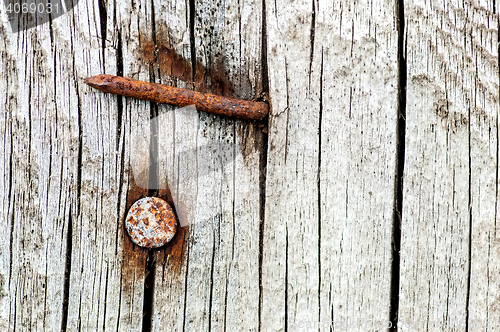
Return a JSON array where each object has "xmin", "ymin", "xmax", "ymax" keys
[
  {"xmin": 399, "ymin": 1, "xmax": 500, "ymax": 330},
  {"xmin": 262, "ymin": 0, "xmax": 399, "ymax": 331},
  {"xmin": 0, "ymin": 0, "xmax": 499, "ymax": 331}
]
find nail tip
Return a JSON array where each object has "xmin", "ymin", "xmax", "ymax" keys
[{"xmin": 84, "ymin": 76, "xmax": 101, "ymax": 88}]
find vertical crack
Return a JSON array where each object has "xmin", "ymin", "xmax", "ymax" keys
[
  {"xmin": 495, "ymin": 5, "xmax": 499, "ymax": 240},
  {"xmin": 389, "ymin": 0, "xmax": 406, "ymax": 330},
  {"xmin": 98, "ymin": 0, "xmax": 107, "ymax": 61},
  {"xmin": 308, "ymin": 0, "xmax": 316, "ymax": 89},
  {"xmin": 142, "ymin": 251, "xmax": 155, "ymax": 332},
  {"xmin": 284, "ymin": 228, "xmax": 288, "ymax": 332},
  {"xmin": 116, "ymin": 32, "xmax": 124, "ymax": 151},
  {"xmin": 115, "ymin": 32, "xmax": 125, "ymax": 256},
  {"xmin": 60, "ymin": 208, "xmax": 73, "ymax": 332},
  {"xmin": 317, "ymin": 48, "xmax": 323, "ymax": 329},
  {"xmin": 189, "ymin": 0, "xmax": 197, "ymax": 85},
  {"xmin": 465, "ymin": 61, "xmax": 474, "ymax": 332},
  {"xmin": 208, "ymin": 230, "xmax": 216, "ymax": 332},
  {"xmin": 142, "ymin": 6, "xmax": 159, "ymax": 331},
  {"xmin": 258, "ymin": 0, "xmax": 269, "ymax": 330},
  {"xmin": 7, "ymin": 119, "xmax": 14, "ymax": 292},
  {"xmin": 61, "ymin": 47, "xmax": 84, "ymax": 331},
  {"xmin": 182, "ymin": 243, "xmax": 190, "ymax": 332}
]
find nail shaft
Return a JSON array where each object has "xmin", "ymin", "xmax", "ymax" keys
[{"xmin": 84, "ymin": 74, "xmax": 268, "ymax": 120}]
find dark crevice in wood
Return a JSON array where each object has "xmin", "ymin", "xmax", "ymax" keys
[
  {"xmin": 142, "ymin": 10, "xmax": 159, "ymax": 332},
  {"xmin": 284, "ymin": 61, "xmax": 290, "ymax": 162},
  {"xmin": 43, "ymin": 244, "xmax": 49, "ymax": 328},
  {"xmin": 74, "ymin": 43, "xmax": 84, "ymax": 216},
  {"xmin": 189, "ymin": 0, "xmax": 196, "ymax": 85},
  {"xmin": 142, "ymin": 250, "xmax": 155, "ymax": 332},
  {"xmin": 348, "ymin": 86, "xmax": 352, "ymax": 119},
  {"xmin": 142, "ymin": 76, "xmax": 159, "ymax": 332},
  {"xmin": 284, "ymin": 228, "xmax": 288, "ymax": 332},
  {"xmin": 51, "ymin": 35, "xmax": 57, "ymax": 109},
  {"xmin": 115, "ymin": 32, "xmax": 125, "ymax": 257},
  {"xmin": 8, "ymin": 206, "xmax": 14, "ymax": 329},
  {"xmin": 390, "ymin": 0, "xmax": 406, "ymax": 330},
  {"xmin": 102, "ymin": 266, "xmax": 110, "ymax": 331},
  {"xmin": 238, "ymin": 2, "xmax": 242, "ymax": 96},
  {"xmin": 225, "ymin": 127, "xmax": 237, "ymax": 332},
  {"xmin": 116, "ymin": 263, "xmax": 123, "ymax": 332},
  {"xmin": 61, "ymin": 46, "xmax": 83, "ymax": 330},
  {"xmin": 150, "ymin": 0, "xmax": 159, "ymax": 75},
  {"xmin": 317, "ymin": 47, "xmax": 323, "ymax": 329},
  {"xmin": 48, "ymin": 10, "xmax": 54, "ymax": 49},
  {"xmin": 308, "ymin": 0, "xmax": 315, "ymax": 89},
  {"xmin": 208, "ymin": 229, "xmax": 216, "ymax": 332},
  {"xmin": 12, "ymin": 285, "xmax": 17, "ymax": 332},
  {"xmin": 495, "ymin": 10, "xmax": 499, "ymax": 247},
  {"xmin": 116, "ymin": 31, "xmax": 124, "ymax": 150},
  {"xmin": 258, "ymin": 122, "xmax": 268, "ymax": 332},
  {"xmin": 182, "ymin": 243, "xmax": 190, "ymax": 332},
  {"xmin": 8, "ymin": 120, "xmax": 13, "ymax": 292},
  {"xmin": 77, "ymin": 287, "xmax": 82, "ymax": 331},
  {"xmin": 465, "ymin": 65, "xmax": 473, "ymax": 332},
  {"xmin": 27, "ymin": 79, "xmax": 32, "ymax": 171},
  {"xmin": 98, "ymin": 0, "xmax": 107, "ymax": 62},
  {"xmin": 258, "ymin": 0, "xmax": 269, "ymax": 329},
  {"xmin": 113, "ymin": 23, "xmax": 124, "ymax": 329},
  {"xmin": 350, "ymin": 20, "xmax": 354, "ymax": 58},
  {"xmin": 60, "ymin": 208, "xmax": 73, "ymax": 332}
]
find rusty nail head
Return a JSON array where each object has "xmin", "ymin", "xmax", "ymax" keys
[{"xmin": 125, "ymin": 197, "xmax": 177, "ymax": 248}]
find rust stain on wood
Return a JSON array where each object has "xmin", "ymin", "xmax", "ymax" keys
[
  {"xmin": 121, "ymin": 176, "xmax": 149, "ymax": 287},
  {"xmin": 120, "ymin": 175, "xmax": 187, "ymax": 280},
  {"xmin": 155, "ymin": 225, "xmax": 188, "ymax": 274},
  {"xmin": 155, "ymin": 187, "xmax": 188, "ymax": 274},
  {"xmin": 136, "ymin": 26, "xmax": 234, "ymax": 97}
]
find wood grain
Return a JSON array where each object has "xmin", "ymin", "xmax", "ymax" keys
[
  {"xmin": 1, "ymin": 0, "xmax": 500, "ymax": 331},
  {"xmin": 138, "ymin": 0, "xmax": 266, "ymax": 331},
  {"xmin": 0, "ymin": 5, "xmax": 78, "ymax": 331},
  {"xmin": 62, "ymin": 0, "xmax": 149, "ymax": 330},
  {"xmin": 400, "ymin": 0, "xmax": 499, "ymax": 330},
  {"xmin": 262, "ymin": 0, "xmax": 399, "ymax": 330}
]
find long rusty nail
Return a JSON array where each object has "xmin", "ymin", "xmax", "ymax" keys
[
  {"xmin": 84, "ymin": 74, "xmax": 269, "ymax": 121},
  {"xmin": 125, "ymin": 197, "xmax": 177, "ymax": 248}
]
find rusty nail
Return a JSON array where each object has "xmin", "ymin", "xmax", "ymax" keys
[
  {"xmin": 84, "ymin": 74, "xmax": 269, "ymax": 121},
  {"xmin": 125, "ymin": 197, "xmax": 177, "ymax": 248}
]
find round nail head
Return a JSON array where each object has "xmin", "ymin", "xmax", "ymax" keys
[{"xmin": 125, "ymin": 197, "xmax": 177, "ymax": 248}]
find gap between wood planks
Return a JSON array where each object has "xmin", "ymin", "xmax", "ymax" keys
[{"xmin": 390, "ymin": 0, "xmax": 407, "ymax": 330}]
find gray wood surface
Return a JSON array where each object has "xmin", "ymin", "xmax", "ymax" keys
[
  {"xmin": 399, "ymin": 1, "xmax": 499, "ymax": 330},
  {"xmin": 262, "ymin": 0, "xmax": 399, "ymax": 331},
  {"xmin": 0, "ymin": 0, "xmax": 499, "ymax": 331}
]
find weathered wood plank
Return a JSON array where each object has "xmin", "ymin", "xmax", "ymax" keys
[
  {"xmin": 0, "ymin": 20, "xmax": 15, "ymax": 331},
  {"xmin": 0, "ymin": 0, "xmax": 151, "ymax": 330},
  {"xmin": 148, "ymin": 0, "xmax": 265, "ymax": 330},
  {"xmin": 0, "ymin": 8, "xmax": 76, "ymax": 332},
  {"xmin": 400, "ymin": 0, "xmax": 499, "ymax": 330},
  {"xmin": 262, "ymin": 0, "xmax": 399, "ymax": 330},
  {"xmin": 62, "ymin": 0, "xmax": 148, "ymax": 331}
]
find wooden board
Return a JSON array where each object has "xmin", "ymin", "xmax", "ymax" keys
[
  {"xmin": 0, "ymin": 6, "xmax": 77, "ymax": 332},
  {"xmin": 262, "ymin": 0, "xmax": 399, "ymax": 330},
  {"xmin": 146, "ymin": 0, "xmax": 266, "ymax": 331},
  {"xmin": 399, "ymin": 0, "xmax": 499, "ymax": 330},
  {"xmin": 53, "ymin": 1, "xmax": 150, "ymax": 331},
  {"xmin": 2, "ymin": 0, "xmax": 500, "ymax": 331},
  {"xmin": 0, "ymin": 0, "xmax": 149, "ymax": 330}
]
